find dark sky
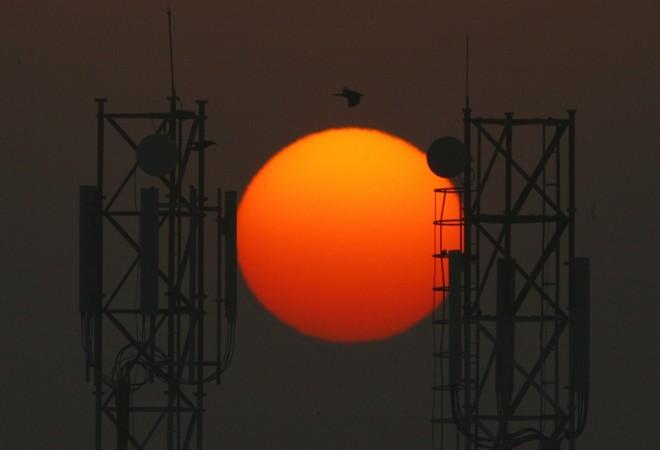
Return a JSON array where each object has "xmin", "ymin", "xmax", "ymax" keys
[{"xmin": 1, "ymin": 1, "xmax": 659, "ymax": 448}]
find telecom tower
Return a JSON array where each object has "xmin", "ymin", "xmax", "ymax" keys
[
  {"xmin": 78, "ymin": 13, "xmax": 237, "ymax": 450},
  {"xmin": 428, "ymin": 104, "xmax": 590, "ymax": 449}
]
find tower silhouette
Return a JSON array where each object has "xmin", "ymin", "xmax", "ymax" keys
[{"xmin": 429, "ymin": 109, "xmax": 590, "ymax": 449}]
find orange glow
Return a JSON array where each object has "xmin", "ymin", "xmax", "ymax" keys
[{"xmin": 238, "ymin": 128, "xmax": 461, "ymax": 342}]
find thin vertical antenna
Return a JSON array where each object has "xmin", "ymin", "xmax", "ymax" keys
[
  {"xmin": 167, "ymin": 8, "xmax": 177, "ymax": 100},
  {"xmin": 465, "ymin": 33, "xmax": 470, "ymax": 109}
]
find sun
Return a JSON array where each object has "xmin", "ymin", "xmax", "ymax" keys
[{"xmin": 237, "ymin": 127, "xmax": 461, "ymax": 342}]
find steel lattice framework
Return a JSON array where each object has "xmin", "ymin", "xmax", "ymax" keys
[
  {"xmin": 432, "ymin": 109, "xmax": 589, "ymax": 450},
  {"xmin": 79, "ymin": 97, "xmax": 237, "ymax": 450}
]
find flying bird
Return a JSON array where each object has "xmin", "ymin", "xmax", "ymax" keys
[{"xmin": 333, "ymin": 88, "xmax": 363, "ymax": 107}]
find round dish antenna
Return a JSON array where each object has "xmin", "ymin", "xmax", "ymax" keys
[
  {"xmin": 426, "ymin": 136, "xmax": 468, "ymax": 178},
  {"xmin": 137, "ymin": 134, "xmax": 178, "ymax": 176}
]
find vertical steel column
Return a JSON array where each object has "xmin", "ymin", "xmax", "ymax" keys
[
  {"xmin": 189, "ymin": 187, "xmax": 198, "ymax": 384},
  {"xmin": 554, "ymin": 122, "xmax": 562, "ymax": 433},
  {"xmin": 462, "ymin": 105, "xmax": 473, "ymax": 450},
  {"xmin": 502, "ymin": 116, "xmax": 514, "ymax": 448},
  {"xmin": 176, "ymin": 115, "xmax": 183, "ymax": 450},
  {"xmin": 94, "ymin": 98, "xmax": 106, "ymax": 450},
  {"xmin": 474, "ymin": 121, "xmax": 483, "ymax": 442},
  {"xmin": 539, "ymin": 124, "xmax": 547, "ymax": 433},
  {"xmin": 567, "ymin": 110, "xmax": 577, "ymax": 450},
  {"xmin": 504, "ymin": 113, "xmax": 513, "ymax": 257},
  {"xmin": 196, "ymin": 100, "xmax": 207, "ymax": 450},
  {"xmin": 167, "ymin": 95, "xmax": 177, "ymax": 450}
]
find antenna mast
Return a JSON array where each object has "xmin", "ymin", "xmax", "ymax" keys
[
  {"xmin": 167, "ymin": 8, "xmax": 176, "ymax": 100},
  {"xmin": 465, "ymin": 33, "xmax": 470, "ymax": 109}
]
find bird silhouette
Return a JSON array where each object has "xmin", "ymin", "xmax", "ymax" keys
[{"xmin": 332, "ymin": 88, "xmax": 363, "ymax": 107}]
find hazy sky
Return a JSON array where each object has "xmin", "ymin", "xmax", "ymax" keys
[{"xmin": 1, "ymin": 1, "xmax": 659, "ymax": 448}]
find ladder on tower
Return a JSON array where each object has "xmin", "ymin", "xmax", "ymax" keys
[{"xmin": 539, "ymin": 123, "xmax": 562, "ymax": 434}]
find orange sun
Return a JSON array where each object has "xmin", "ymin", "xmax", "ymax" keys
[{"xmin": 237, "ymin": 127, "xmax": 461, "ymax": 342}]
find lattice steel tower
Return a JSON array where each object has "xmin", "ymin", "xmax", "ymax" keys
[
  {"xmin": 429, "ymin": 105, "xmax": 590, "ymax": 449},
  {"xmin": 78, "ymin": 94, "xmax": 237, "ymax": 450}
]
